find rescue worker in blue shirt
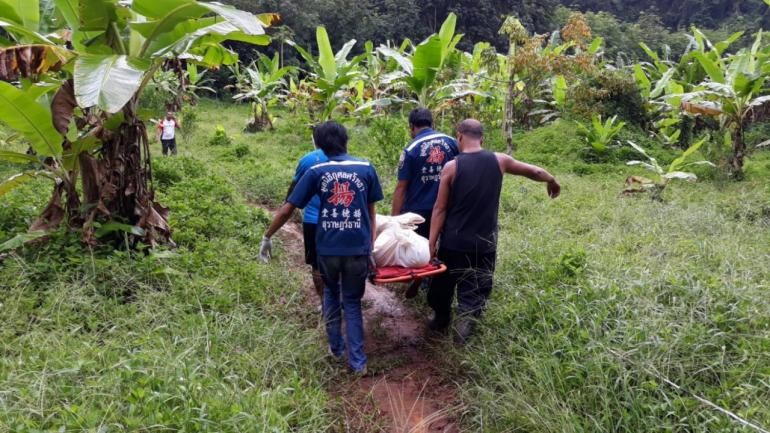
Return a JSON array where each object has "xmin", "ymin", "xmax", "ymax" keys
[
  {"xmin": 285, "ymin": 136, "xmax": 329, "ymax": 302},
  {"xmin": 260, "ymin": 121, "xmax": 383, "ymax": 375},
  {"xmin": 391, "ymin": 108, "xmax": 459, "ymax": 239}
]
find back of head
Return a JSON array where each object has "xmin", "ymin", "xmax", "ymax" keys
[
  {"xmin": 457, "ymin": 119, "xmax": 484, "ymax": 140},
  {"xmin": 313, "ymin": 121, "xmax": 348, "ymax": 157},
  {"xmin": 408, "ymin": 108, "xmax": 433, "ymax": 129}
]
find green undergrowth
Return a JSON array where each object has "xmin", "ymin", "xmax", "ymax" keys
[
  {"xmin": 0, "ymin": 117, "xmax": 332, "ymax": 431},
  {"xmin": 461, "ymin": 176, "xmax": 770, "ymax": 432},
  {"xmin": 2, "ymin": 99, "xmax": 770, "ymax": 432}
]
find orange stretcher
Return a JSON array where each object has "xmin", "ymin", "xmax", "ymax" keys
[{"xmin": 372, "ymin": 262, "xmax": 447, "ymax": 284}]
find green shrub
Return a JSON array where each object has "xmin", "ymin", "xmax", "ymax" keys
[
  {"xmin": 179, "ymin": 105, "xmax": 199, "ymax": 140},
  {"xmin": 236, "ymin": 159, "xmax": 293, "ymax": 207},
  {"xmin": 153, "ymin": 156, "xmax": 207, "ymax": 188},
  {"xmin": 160, "ymin": 175, "xmax": 269, "ymax": 247},
  {"xmin": 556, "ymin": 247, "xmax": 587, "ymax": 279},
  {"xmin": 568, "ymin": 69, "xmax": 647, "ymax": 126},
  {"xmin": 0, "ymin": 170, "xmax": 50, "ymax": 242},
  {"xmin": 511, "ymin": 120, "xmax": 585, "ymax": 171},
  {"xmin": 208, "ymin": 125, "xmax": 232, "ymax": 146},
  {"xmin": 745, "ymin": 121, "xmax": 770, "ymax": 149},
  {"xmin": 365, "ymin": 116, "xmax": 409, "ymax": 173},
  {"xmin": 139, "ymin": 83, "xmax": 168, "ymax": 113},
  {"xmin": 234, "ymin": 143, "xmax": 251, "ymax": 158}
]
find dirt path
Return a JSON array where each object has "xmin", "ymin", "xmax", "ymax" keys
[{"xmin": 271, "ymin": 212, "xmax": 462, "ymax": 433}]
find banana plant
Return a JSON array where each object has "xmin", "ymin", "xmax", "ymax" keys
[
  {"xmin": 624, "ymin": 138, "xmax": 714, "ymax": 201},
  {"xmin": 635, "ymin": 28, "xmax": 745, "ymax": 147},
  {"xmin": 345, "ymin": 40, "xmax": 397, "ymax": 118},
  {"xmin": 637, "ymin": 28, "xmax": 742, "ymax": 98},
  {"xmin": 676, "ymin": 31, "xmax": 770, "ymax": 178},
  {"xmin": 288, "ymin": 27, "xmax": 363, "ymax": 121},
  {"xmin": 360, "ymin": 40, "xmax": 391, "ymax": 100},
  {"xmin": 653, "ymin": 116, "xmax": 683, "ymax": 146},
  {"xmin": 576, "ymin": 115, "xmax": 626, "ymax": 154},
  {"xmin": 0, "ymin": 0, "xmax": 276, "ymax": 246},
  {"xmin": 183, "ymin": 63, "xmax": 216, "ymax": 105},
  {"xmin": 371, "ymin": 13, "xmax": 477, "ymax": 109},
  {"xmin": 229, "ymin": 53, "xmax": 294, "ymax": 131},
  {"xmin": 455, "ymin": 42, "xmax": 507, "ymax": 123},
  {"xmin": 152, "ymin": 60, "xmax": 215, "ymax": 111},
  {"xmin": 145, "ymin": 65, "xmax": 214, "ymax": 112}
]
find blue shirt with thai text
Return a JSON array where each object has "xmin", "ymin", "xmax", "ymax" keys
[
  {"xmin": 288, "ymin": 154, "xmax": 384, "ymax": 256},
  {"xmin": 397, "ymin": 128, "xmax": 459, "ymax": 213}
]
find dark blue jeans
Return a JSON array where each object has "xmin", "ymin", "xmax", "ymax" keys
[{"xmin": 317, "ymin": 255, "xmax": 368, "ymax": 372}]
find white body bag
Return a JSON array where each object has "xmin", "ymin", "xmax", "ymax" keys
[{"xmin": 373, "ymin": 213, "xmax": 431, "ymax": 268}]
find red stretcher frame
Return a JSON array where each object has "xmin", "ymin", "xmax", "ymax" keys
[{"xmin": 372, "ymin": 263, "xmax": 448, "ymax": 284}]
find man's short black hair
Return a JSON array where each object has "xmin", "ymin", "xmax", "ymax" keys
[
  {"xmin": 408, "ymin": 108, "xmax": 433, "ymax": 129},
  {"xmin": 313, "ymin": 121, "xmax": 348, "ymax": 157}
]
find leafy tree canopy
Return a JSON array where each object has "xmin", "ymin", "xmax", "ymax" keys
[{"xmin": 220, "ymin": 0, "xmax": 769, "ymax": 64}]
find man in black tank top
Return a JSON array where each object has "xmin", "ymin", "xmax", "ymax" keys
[{"xmin": 427, "ymin": 119, "xmax": 561, "ymax": 344}]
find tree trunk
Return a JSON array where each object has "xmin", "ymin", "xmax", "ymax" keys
[
  {"xmin": 33, "ymin": 111, "xmax": 171, "ymax": 246},
  {"xmin": 504, "ymin": 76, "xmax": 515, "ymax": 154},
  {"xmin": 729, "ymin": 125, "xmax": 746, "ymax": 180},
  {"xmin": 263, "ymin": 103, "xmax": 273, "ymax": 130}
]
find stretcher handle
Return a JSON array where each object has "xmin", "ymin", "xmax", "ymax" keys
[{"xmin": 372, "ymin": 263, "xmax": 448, "ymax": 284}]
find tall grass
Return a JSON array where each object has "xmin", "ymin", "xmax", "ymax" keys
[
  {"xmin": 0, "ymin": 110, "xmax": 333, "ymax": 431},
  {"xmin": 2, "ymin": 100, "xmax": 769, "ymax": 431},
  {"xmin": 460, "ymin": 176, "xmax": 770, "ymax": 432}
]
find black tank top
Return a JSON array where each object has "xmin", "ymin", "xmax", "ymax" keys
[{"xmin": 442, "ymin": 151, "xmax": 503, "ymax": 253}]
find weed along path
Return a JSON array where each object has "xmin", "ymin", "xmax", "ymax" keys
[{"xmin": 265, "ymin": 208, "xmax": 462, "ymax": 432}]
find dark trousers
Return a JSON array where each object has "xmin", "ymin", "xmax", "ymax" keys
[
  {"xmin": 161, "ymin": 138, "xmax": 177, "ymax": 156},
  {"xmin": 428, "ymin": 248, "xmax": 497, "ymax": 319},
  {"xmin": 317, "ymin": 255, "xmax": 369, "ymax": 371}
]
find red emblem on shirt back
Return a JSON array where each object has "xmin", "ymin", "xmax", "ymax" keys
[
  {"xmin": 327, "ymin": 181, "xmax": 356, "ymax": 207},
  {"xmin": 426, "ymin": 145, "xmax": 445, "ymax": 165}
]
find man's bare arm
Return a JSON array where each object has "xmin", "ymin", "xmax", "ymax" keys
[
  {"xmin": 264, "ymin": 202, "xmax": 297, "ymax": 238},
  {"xmin": 497, "ymin": 153, "xmax": 560, "ymax": 198},
  {"xmin": 391, "ymin": 180, "xmax": 408, "ymax": 215},
  {"xmin": 429, "ymin": 161, "xmax": 455, "ymax": 257}
]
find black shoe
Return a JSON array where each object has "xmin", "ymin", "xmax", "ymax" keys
[
  {"xmin": 428, "ymin": 314, "xmax": 450, "ymax": 333},
  {"xmin": 453, "ymin": 317, "xmax": 477, "ymax": 345}
]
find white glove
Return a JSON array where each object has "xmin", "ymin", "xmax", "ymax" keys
[{"xmin": 259, "ymin": 236, "xmax": 273, "ymax": 263}]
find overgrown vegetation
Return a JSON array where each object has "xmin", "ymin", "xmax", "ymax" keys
[
  {"xmin": 2, "ymin": 0, "xmax": 770, "ymax": 431},
  {"xmin": 0, "ymin": 0, "xmax": 275, "ymax": 246},
  {"xmin": 4, "ymin": 100, "xmax": 769, "ymax": 432},
  {"xmin": 0, "ymin": 104, "xmax": 333, "ymax": 431}
]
